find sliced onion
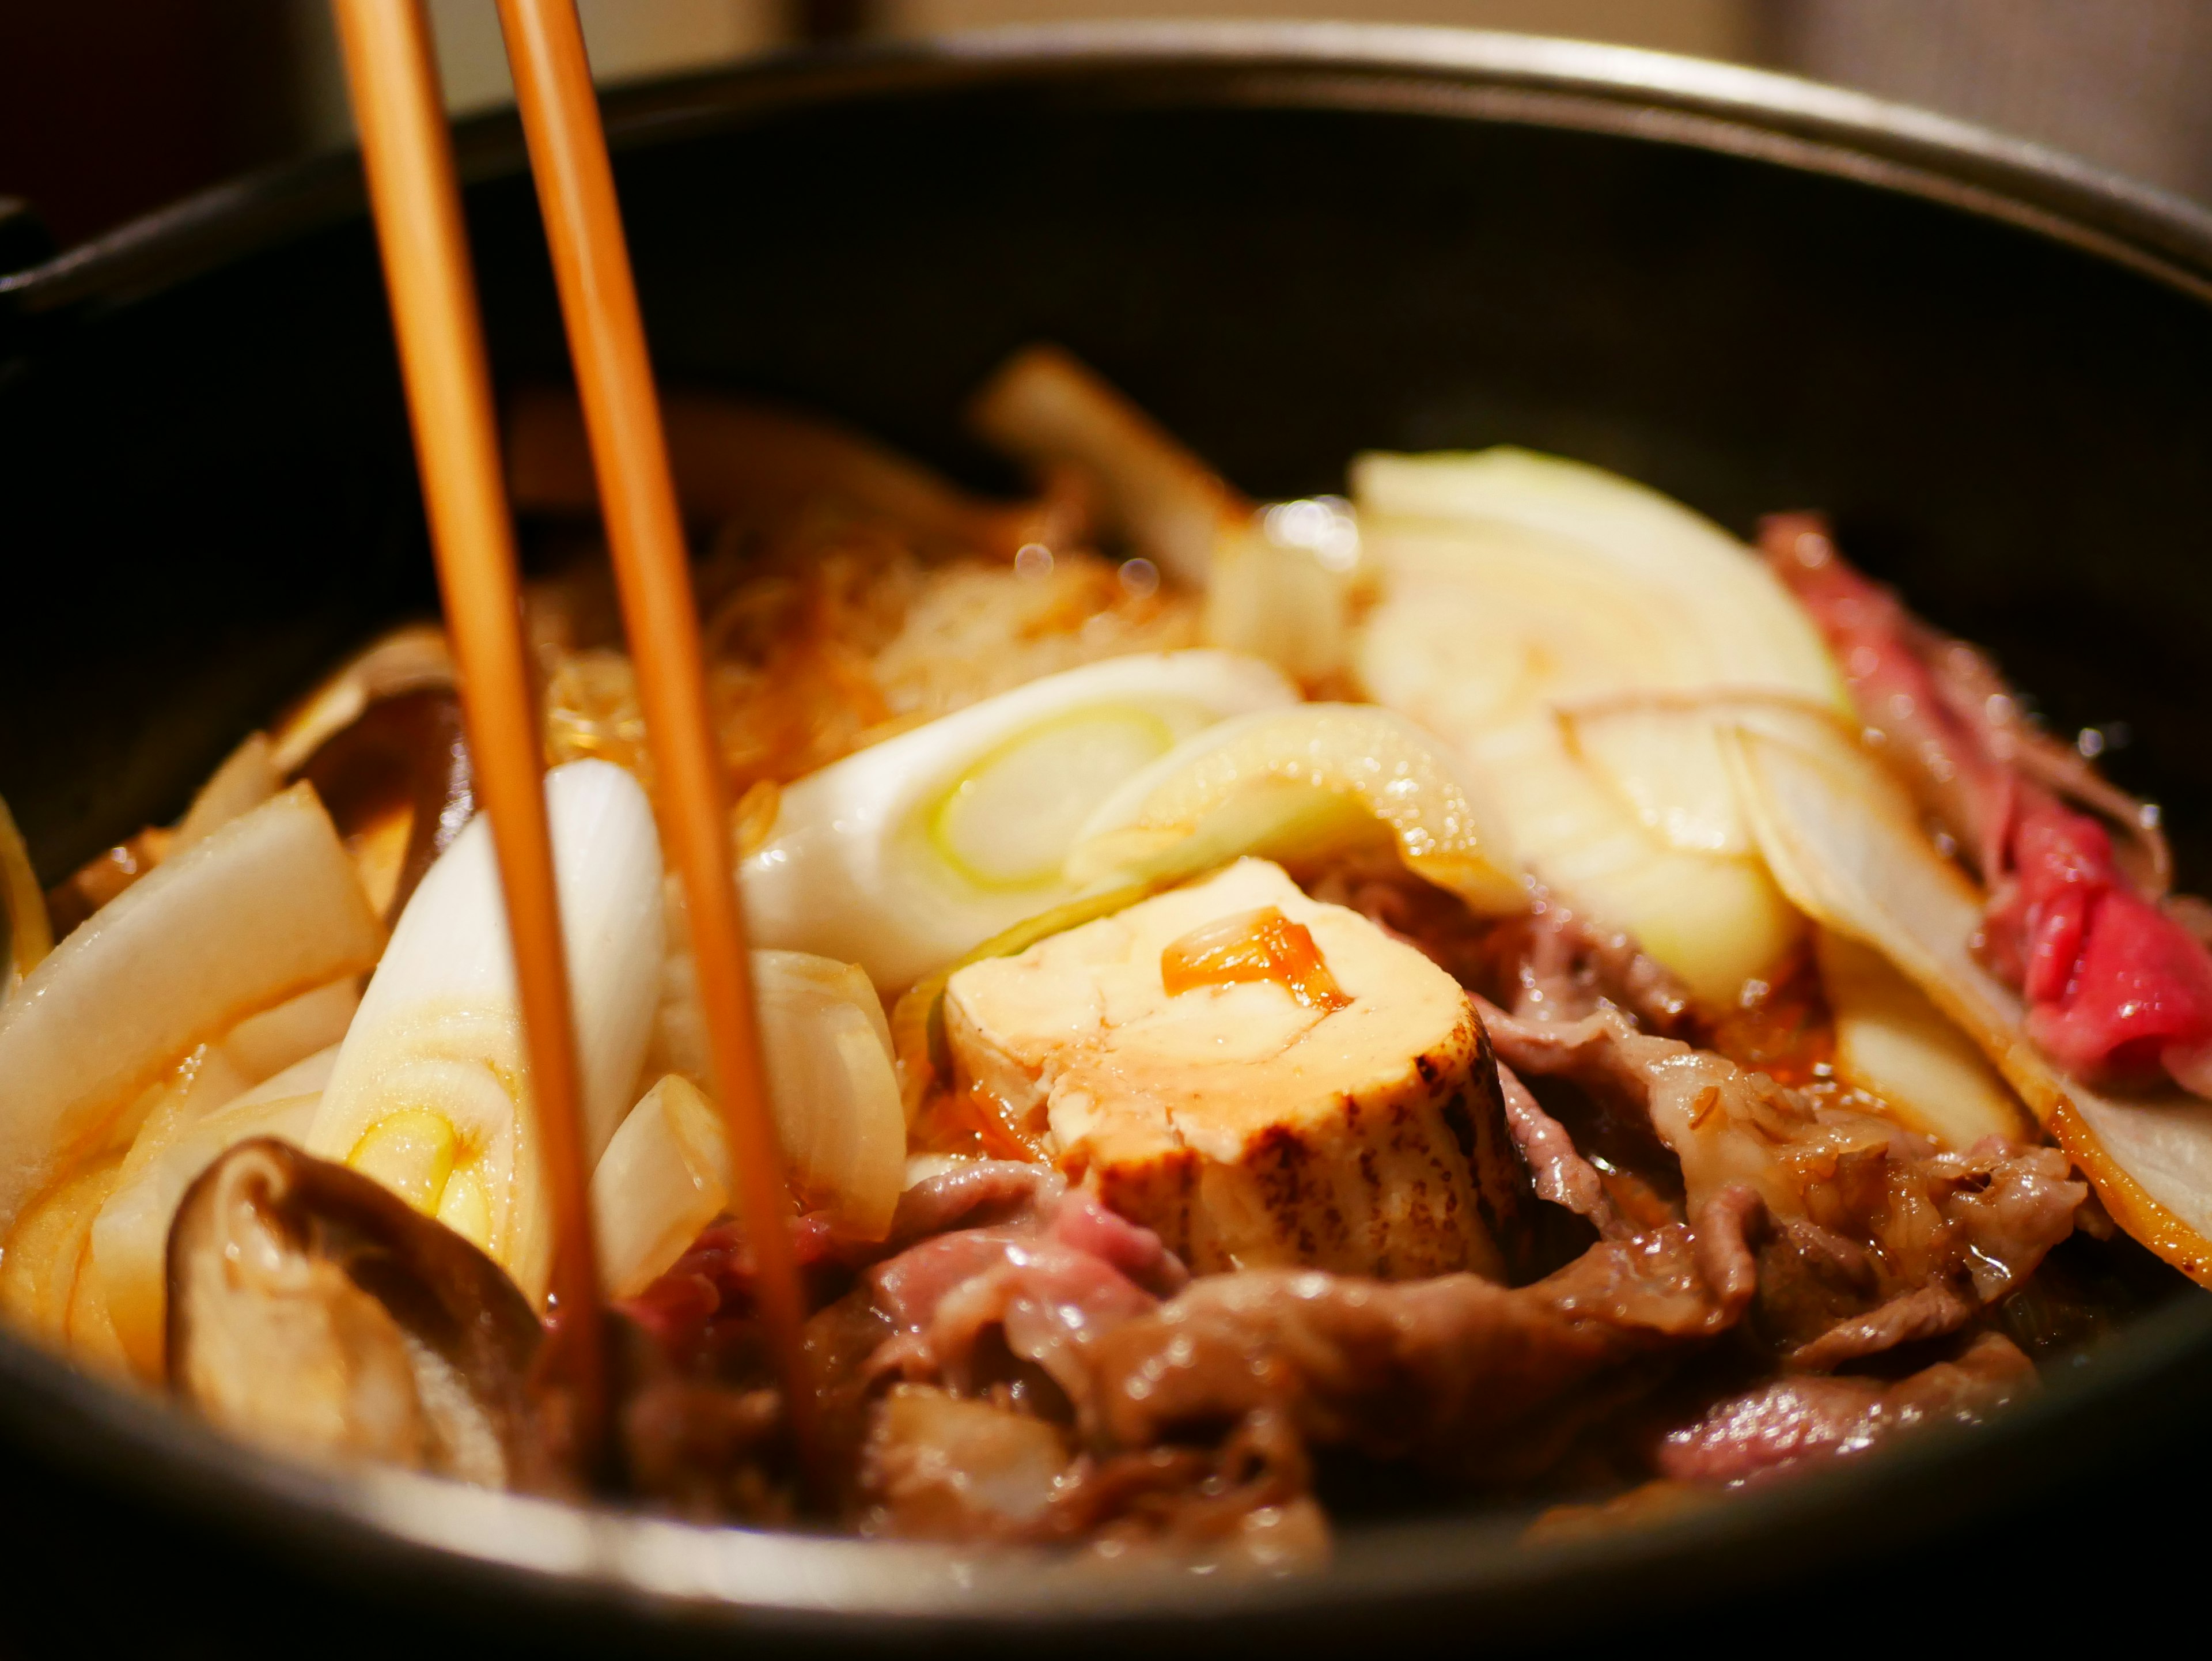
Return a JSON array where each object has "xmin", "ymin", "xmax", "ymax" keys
[
  {"xmin": 1559, "ymin": 702, "xmax": 1753, "ymax": 857},
  {"xmin": 88, "ymin": 1045, "xmax": 334, "ymax": 1376},
  {"xmin": 0, "ymin": 784, "xmax": 382, "ymax": 1240},
  {"xmin": 171, "ymin": 733, "xmax": 280, "ymax": 850},
  {"xmin": 592, "ymin": 1073, "xmax": 730, "ymax": 1299},
  {"xmin": 1815, "ymin": 929, "xmax": 2032, "ymax": 1150},
  {"xmin": 753, "ymin": 951, "xmax": 904, "ymax": 1240},
  {"xmin": 1729, "ymin": 715, "xmax": 2212, "ymax": 1285},
  {"xmin": 268, "ymin": 625, "xmax": 455, "ymax": 777},
  {"xmin": 0, "ymin": 1154, "xmax": 122, "ymax": 1349},
  {"xmin": 1350, "ymin": 451, "xmax": 1844, "ymax": 1005},
  {"xmin": 740, "ymin": 651, "xmax": 1297, "ymax": 990},
  {"xmin": 1203, "ymin": 500, "xmax": 1361, "ymax": 684},
  {"xmin": 1065, "ymin": 703, "xmax": 1525, "ymax": 914},
  {"xmin": 67, "ymin": 981, "xmax": 357, "ymax": 1376},
  {"xmin": 221, "ymin": 977, "xmax": 361, "ymax": 1083},
  {"xmin": 649, "ymin": 928, "xmax": 908, "ymax": 1239},
  {"xmin": 1351, "ymin": 447, "xmax": 1846, "ymax": 699},
  {"xmin": 0, "ymin": 792, "xmax": 50, "ymax": 997}
]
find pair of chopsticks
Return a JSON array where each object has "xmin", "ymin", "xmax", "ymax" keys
[{"xmin": 331, "ymin": 1, "xmax": 812, "ymax": 1481}]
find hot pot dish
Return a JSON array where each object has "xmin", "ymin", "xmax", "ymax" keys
[{"xmin": 2, "ymin": 333, "xmax": 2205, "ymax": 1571}]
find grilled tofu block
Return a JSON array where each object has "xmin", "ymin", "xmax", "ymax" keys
[{"xmin": 943, "ymin": 860, "xmax": 1513, "ymax": 1280}]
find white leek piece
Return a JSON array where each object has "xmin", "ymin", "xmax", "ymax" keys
[
  {"xmin": 0, "ymin": 784, "xmax": 381, "ymax": 1238},
  {"xmin": 592, "ymin": 1074, "xmax": 729, "ymax": 1299},
  {"xmin": 89, "ymin": 1044, "xmax": 336, "ymax": 1376},
  {"xmin": 1351, "ymin": 449, "xmax": 1846, "ymax": 1003},
  {"xmin": 741, "ymin": 651, "xmax": 1297, "ymax": 990},
  {"xmin": 1067, "ymin": 703, "xmax": 1525, "ymax": 914},
  {"xmin": 306, "ymin": 759, "xmax": 662, "ymax": 1306}
]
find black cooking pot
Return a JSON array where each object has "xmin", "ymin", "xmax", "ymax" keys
[{"xmin": 3, "ymin": 23, "xmax": 2210, "ymax": 1656}]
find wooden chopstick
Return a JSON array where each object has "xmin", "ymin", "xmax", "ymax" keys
[
  {"xmin": 494, "ymin": 0, "xmax": 819, "ymax": 1481},
  {"xmin": 330, "ymin": 0, "xmax": 608, "ymax": 1471}
]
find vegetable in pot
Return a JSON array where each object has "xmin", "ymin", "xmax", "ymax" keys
[
  {"xmin": 0, "ymin": 784, "xmax": 382, "ymax": 1242},
  {"xmin": 169, "ymin": 1137, "xmax": 553, "ymax": 1490},
  {"xmin": 306, "ymin": 759, "xmax": 662, "ymax": 1306},
  {"xmin": 738, "ymin": 651, "xmax": 1298, "ymax": 990}
]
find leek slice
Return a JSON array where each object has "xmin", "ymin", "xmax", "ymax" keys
[
  {"xmin": 306, "ymin": 759, "xmax": 662, "ymax": 1306},
  {"xmin": 1066, "ymin": 703, "xmax": 1525, "ymax": 914},
  {"xmin": 740, "ymin": 651, "xmax": 1297, "ymax": 990}
]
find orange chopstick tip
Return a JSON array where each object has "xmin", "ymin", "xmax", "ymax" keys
[
  {"xmin": 496, "ymin": 0, "xmax": 817, "ymax": 1489},
  {"xmin": 332, "ymin": 0, "xmax": 608, "ymax": 1469}
]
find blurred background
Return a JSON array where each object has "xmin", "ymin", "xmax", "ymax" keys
[{"xmin": 7, "ymin": 0, "xmax": 2212, "ymax": 251}]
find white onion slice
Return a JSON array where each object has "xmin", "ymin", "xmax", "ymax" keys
[
  {"xmin": 740, "ymin": 651, "xmax": 1297, "ymax": 990},
  {"xmin": 0, "ymin": 784, "xmax": 381, "ymax": 1239},
  {"xmin": 1349, "ymin": 450, "xmax": 1843, "ymax": 1005},
  {"xmin": 1559, "ymin": 701, "xmax": 1753, "ymax": 857},
  {"xmin": 268, "ymin": 624, "xmax": 454, "ymax": 776},
  {"xmin": 643, "ymin": 937, "xmax": 905, "ymax": 1242},
  {"xmin": 306, "ymin": 759, "xmax": 663, "ymax": 1305},
  {"xmin": 1730, "ymin": 716, "xmax": 2212, "ymax": 1287},
  {"xmin": 755, "ymin": 950, "xmax": 906, "ymax": 1239},
  {"xmin": 1351, "ymin": 447, "xmax": 1844, "ymax": 698},
  {"xmin": 592, "ymin": 1073, "xmax": 729, "ymax": 1299},
  {"xmin": 1815, "ymin": 929, "xmax": 2032, "ymax": 1150},
  {"xmin": 1066, "ymin": 703, "xmax": 1525, "ymax": 914},
  {"xmin": 0, "ymin": 792, "xmax": 50, "ymax": 998},
  {"xmin": 172, "ymin": 732, "xmax": 279, "ymax": 850},
  {"xmin": 88, "ymin": 1045, "xmax": 336, "ymax": 1376},
  {"xmin": 0, "ymin": 1155, "xmax": 122, "ymax": 1351},
  {"xmin": 221, "ymin": 977, "xmax": 361, "ymax": 1083},
  {"xmin": 73, "ymin": 985, "xmax": 356, "ymax": 1377},
  {"xmin": 1204, "ymin": 500, "xmax": 1361, "ymax": 684}
]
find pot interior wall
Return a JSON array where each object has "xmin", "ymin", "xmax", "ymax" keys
[{"xmin": 5, "ymin": 84, "xmax": 2210, "ymax": 886}]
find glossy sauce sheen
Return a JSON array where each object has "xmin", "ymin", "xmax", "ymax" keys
[{"xmin": 1159, "ymin": 906, "xmax": 1351, "ymax": 1011}]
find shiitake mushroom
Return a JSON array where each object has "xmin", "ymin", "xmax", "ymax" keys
[{"xmin": 166, "ymin": 1138, "xmax": 556, "ymax": 1492}]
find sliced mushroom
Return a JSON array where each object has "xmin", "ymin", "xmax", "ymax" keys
[
  {"xmin": 268, "ymin": 624, "xmax": 456, "ymax": 777},
  {"xmin": 299, "ymin": 688, "xmax": 475, "ymax": 922},
  {"xmin": 168, "ymin": 1138, "xmax": 555, "ymax": 1492}
]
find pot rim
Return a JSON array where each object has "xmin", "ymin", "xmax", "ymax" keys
[
  {"xmin": 3, "ymin": 18, "xmax": 2209, "ymax": 1636},
  {"xmin": 8, "ymin": 19, "xmax": 2212, "ymax": 313}
]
